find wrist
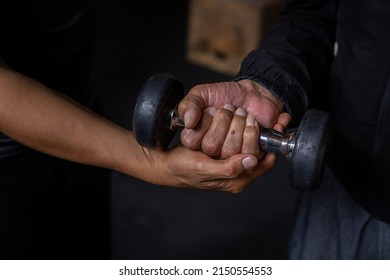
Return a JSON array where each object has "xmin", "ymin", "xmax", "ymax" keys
[{"xmin": 115, "ymin": 132, "xmax": 172, "ymax": 186}]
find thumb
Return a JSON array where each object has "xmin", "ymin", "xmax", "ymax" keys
[
  {"xmin": 219, "ymin": 154, "xmax": 258, "ymax": 178},
  {"xmin": 178, "ymin": 85, "xmax": 210, "ymax": 129},
  {"xmin": 240, "ymin": 155, "xmax": 259, "ymax": 171}
]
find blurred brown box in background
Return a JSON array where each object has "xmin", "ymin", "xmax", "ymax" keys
[{"xmin": 186, "ymin": 0, "xmax": 284, "ymax": 76}]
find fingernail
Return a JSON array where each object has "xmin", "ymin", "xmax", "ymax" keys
[
  {"xmin": 208, "ymin": 107, "xmax": 217, "ymax": 116},
  {"xmin": 235, "ymin": 108, "xmax": 247, "ymax": 117},
  {"xmin": 223, "ymin": 104, "xmax": 235, "ymax": 112},
  {"xmin": 246, "ymin": 115, "xmax": 255, "ymax": 127},
  {"xmin": 242, "ymin": 157, "xmax": 257, "ymax": 170}
]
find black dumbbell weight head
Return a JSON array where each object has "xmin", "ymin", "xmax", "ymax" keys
[
  {"xmin": 289, "ymin": 109, "xmax": 332, "ymax": 190},
  {"xmin": 132, "ymin": 73, "xmax": 184, "ymax": 149}
]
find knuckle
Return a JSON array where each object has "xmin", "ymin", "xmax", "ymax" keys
[
  {"xmin": 225, "ymin": 164, "xmax": 238, "ymax": 178},
  {"xmin": 180, "ymin": 132, "xmax": 198, "ymax": 150},
  {"xmin": 221, "ymin": 144, "xmax": 239, "ymax": 159},
  {"xmin": 218, "ymin": 111, "xmax": 234, "ymax": 122},
  {"xmin": 202, "ymin": 137, "xmax": 221, "ymax": 156}
]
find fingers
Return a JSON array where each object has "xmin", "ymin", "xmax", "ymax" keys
[
  {"xmin": 165, "ymin": 145, "xmax": 259, "ymax": 192},
  {"xmin": 167, "ymin": 129, "xmax": 276, "ymax": 194},
  {"xmin": 241, "ymin": 115, "xmax": 261, "ymax": 158},
  {"xmin": 178, "ymin": 85, "xmax": 208, "ymax": 129},
  {"xmin": 177, "ymin": 91, "xmax": 205, "ymax": 129},
  {"xmin": 181, "ymin": 104, "xmax": 261, "ymax": 161},
  {"xmin": 201, "ymin": 104, "xmax": 235, "ymax": 157},
  {"xmin": 211, "ymin": 153, "xmax": 259, "ymax": 177},
  {"xmin": 180, "ymin": 107, "xmax": 215, "ymax": 150},
  {"xmin": 273, "ymin": 112, "xmax": 292, "ymax": 132},
  {"xmin": 197, "ymin": 153, "xmax": 260, "ymax": 194},
  {"xmin": 199, "ymin": 153, "xmax": 274, "ymax": 194},
  {"xmin": 220, "ymin": 108, "xmax": 247, "ymax": 159}
]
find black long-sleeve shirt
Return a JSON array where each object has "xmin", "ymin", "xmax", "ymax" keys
[{"xmin": 236, "ymin": 0, "xmax": 390, "ymax": 222}]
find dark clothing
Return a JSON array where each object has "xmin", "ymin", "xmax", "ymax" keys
[
  {"xmin": 0, "ymin": 150, "xmax": 110, "ymax": 259},
  {"xmin": 289, "ymin": 166, "xmax": 390, "ymax": 259},
  {"xmin": 0, "ymin": 0, "xmax": 110, "ymax": 259},
  {"xmin": 0, "ymin": 0, "xmax": 97, "ymax": 157},
  {"xmin": 236, "ymin": 0, "xmax": 390, "ymax": 224},
  {"xmin": 0, "ymin": 0, "xmax": 97, "ymax": 100},
  {"xmin": 0, "ymin": 133, "xmax": 27, "ymax": 158}
]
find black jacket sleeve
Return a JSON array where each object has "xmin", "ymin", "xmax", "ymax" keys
[{"xmin": 235, "ymin": 0, "xmax": 338, "ymax": 126}]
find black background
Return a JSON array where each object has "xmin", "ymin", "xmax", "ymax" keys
[{"xmin": 93, "ymin": 0, "xmax": 298, "ymax": 259}]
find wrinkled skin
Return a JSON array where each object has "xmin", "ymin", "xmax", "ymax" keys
[
  {"xmin": 178, "ymin": 79, "xmax": 292, "ymax": 189},
  {"xmin": 179, "ymin": 79, "xmax": 288, "ymax": 130}
]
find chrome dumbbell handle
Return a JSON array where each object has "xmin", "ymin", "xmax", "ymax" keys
[{"xmin": 260, "ymin": 128, "xmax": 296, "ymax": 159}]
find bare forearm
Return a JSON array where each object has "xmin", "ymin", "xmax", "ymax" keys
[{"xmin": 0, "ymin": 66, "xmax": 146, "ymax": 175}]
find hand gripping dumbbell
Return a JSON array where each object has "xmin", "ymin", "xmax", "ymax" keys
[{"xmin": 132, "ymin": 73, "xmax": 332, "ymax": 190}]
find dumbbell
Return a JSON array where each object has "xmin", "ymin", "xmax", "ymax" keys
[{"xmin": 133, "ymin": 73, "xmax": 332, "ymax": 190}]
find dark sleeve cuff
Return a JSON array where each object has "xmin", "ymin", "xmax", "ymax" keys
[{"xmin": 234, "ymin": 67, "xmax": 309, "ymax": 127}]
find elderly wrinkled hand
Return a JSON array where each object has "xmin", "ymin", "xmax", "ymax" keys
[{"xmin": 177, "ymin": 80, "xmax": 292, "ymax": 189}]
